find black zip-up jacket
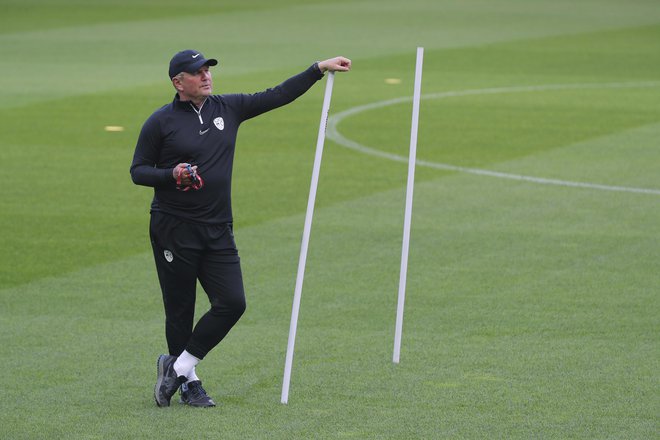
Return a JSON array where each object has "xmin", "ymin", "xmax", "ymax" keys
[{"xmin": 130, "ymin": 63, "xmax": 324, "ymax": 224}]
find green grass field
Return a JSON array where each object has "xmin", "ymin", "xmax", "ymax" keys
[{"xmin": 1, "ymin": 1, "xmax": 659, "ymax": 438}]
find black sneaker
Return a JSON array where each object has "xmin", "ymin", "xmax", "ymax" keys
[
  {"xmin": 179, "ymin": 380, "xmax": 216, "ymax": 407},
  {"xmin": 154, "ymin": 354, "xmax": 186, "ymax": 407}
]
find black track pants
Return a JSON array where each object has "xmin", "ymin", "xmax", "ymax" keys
[{"xmin": 149, "ymin": 211, "xmax": 246, "ymax": 359}]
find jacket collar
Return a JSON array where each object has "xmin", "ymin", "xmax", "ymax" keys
[
  {"xmin": 172, "ymin": 93, "xmax": 207, "ymax": 111},
  {"xmin": 173, "ymin": 93, "xmax": 192, "ymax": 111}
]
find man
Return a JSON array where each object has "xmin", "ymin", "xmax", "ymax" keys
[{"xmin": 130, "ymin": 49, "xmax": 351, "ymax": 408}]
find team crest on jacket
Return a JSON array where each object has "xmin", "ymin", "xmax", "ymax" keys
[{"xmin": 213, "ymin": 117, "xmax": 224, "ymax": 131}]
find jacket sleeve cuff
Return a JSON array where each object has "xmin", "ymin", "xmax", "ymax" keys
[
  {"xmin": 312, "ymin": 62, "xmax": 324, "ymax": 79},
  {"xmin": 160, "ymin": 167, "xmax": 174, "ymax": 186}
]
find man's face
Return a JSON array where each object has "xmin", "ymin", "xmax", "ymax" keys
[{"xmin": 173, "ymin": 65, "xmax": 213, "ymax": 102}]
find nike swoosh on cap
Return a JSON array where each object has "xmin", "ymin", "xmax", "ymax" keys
[{"xmin": 192, "ymin": 54, "xmax": 201, "ymax": 58}]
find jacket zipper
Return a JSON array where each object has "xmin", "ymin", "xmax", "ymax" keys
[{"xmin": 190, "ymin": 100, "xmax": 206, "ymax": 124}]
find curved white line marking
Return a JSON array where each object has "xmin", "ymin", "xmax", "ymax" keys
[{"xmin": 327, "ymin": 82, "xmax": 660, "ymax": 195}]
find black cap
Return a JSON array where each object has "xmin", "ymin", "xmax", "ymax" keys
[{"xmin": 168, "ymin": 50, "xmax": 218, "ymax": 78}]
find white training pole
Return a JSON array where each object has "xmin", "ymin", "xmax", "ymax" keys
[
  {"xmin": 393, "ymin": 47, "xmax": 424, "ymax": 364},
  {"xmin": 281, "ymin": 72, "xmax": 335, "ymax": 404}
]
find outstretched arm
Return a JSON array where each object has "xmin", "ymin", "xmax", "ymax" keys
[{"xmin": 230, "ymin": 56, "xmax": 352, "ymax": 121}]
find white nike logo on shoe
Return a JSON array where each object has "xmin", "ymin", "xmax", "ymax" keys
[{"xmin": 199, "ymin": 128, "xmax": 210, "ymax": 135}]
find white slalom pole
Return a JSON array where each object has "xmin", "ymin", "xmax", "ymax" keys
[
  {"xmin": 281, "ymin": 72, "xmax": 335, "ymax": 404},
  {"xmin": 393, "ymin": 47, "xmax": 424, "ymax": 364}
]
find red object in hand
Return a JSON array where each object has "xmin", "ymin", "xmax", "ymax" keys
[{"xmin": 176, "ymin": 166, "xmax": 204, "ymax": 191}]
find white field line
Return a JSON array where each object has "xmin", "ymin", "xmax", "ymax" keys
[{"xmin": 326, "ymin": 82, "xmax": 660, "ymax": 196}]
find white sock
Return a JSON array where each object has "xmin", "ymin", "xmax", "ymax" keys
[
  {"xmin": 186, "ymin": 366, "xmax": 200, "ymax": 383},
  {"xmin": 173, "ymin": 350, "xmax": 200, "ymax": 378}
]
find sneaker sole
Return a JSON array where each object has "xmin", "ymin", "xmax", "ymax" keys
[
  {"xmin": 154, "ymin": 355, "xmax": 170, "ymax": 407},
  {"xmin": 179, "ymin": 399, "xmax": 217, "ymax": 408}
]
